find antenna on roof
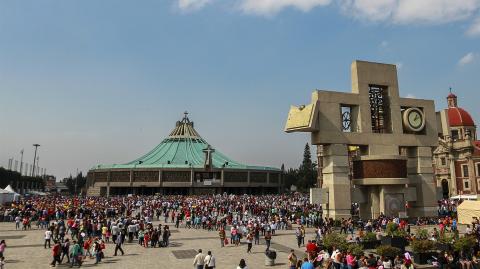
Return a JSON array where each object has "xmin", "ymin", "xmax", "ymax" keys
[{"xmin": 449, "ymin": 87, "xmax": 452, "ymax": 94}]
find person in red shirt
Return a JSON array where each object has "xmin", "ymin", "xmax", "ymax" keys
[
  {"xmin": 50, "ymin": 241, "xmax": 61, "ymax": 267},
  {"xmin": 305, "ymin": 240, "xmax": 318, "ymax": 257},
  {"xmin": 83, "ymin": 238, "xmax": 93, "ymax": 258}
]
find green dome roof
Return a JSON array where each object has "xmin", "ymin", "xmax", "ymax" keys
[{"xmin": 93, "ymin": 113, "xmax": 279, "ymax": 171}]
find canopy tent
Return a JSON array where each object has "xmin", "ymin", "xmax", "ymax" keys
[
  {"xmin": 450, "ymin": 194, "xmax": 478, "ymax": 201},
  {"xmin": 0, "ymin": 189, "xmax": 15, "ymax": 204},
  {"xmin": 457, "ymin": 200, "xmax": 480, "ymax": 224},
  {"xmin": 3, "ymin": 185, "xmax": 21, "ymax": 201}
]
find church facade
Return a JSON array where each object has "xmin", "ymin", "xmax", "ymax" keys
[
  {"xmin": 434, "ymin": 92, "xmax": 480, "ymax": 198},
  {"xmin": 86, "ymin": 114, "xmax": 281, "ymax": 196}
]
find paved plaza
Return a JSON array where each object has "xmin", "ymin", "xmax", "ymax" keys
[{"xmin": 0, "ymin": 220, "xmax": 315, "ymax": 269}]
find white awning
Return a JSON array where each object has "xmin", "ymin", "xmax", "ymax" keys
[{"xmin": 450, "ymin": 194, "xmax": 478, "ymax": 200}]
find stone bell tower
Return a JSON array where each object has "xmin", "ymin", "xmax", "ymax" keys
[{"xmin": 285, "ymin": 60, "xmax": 438, "ymax": 219}]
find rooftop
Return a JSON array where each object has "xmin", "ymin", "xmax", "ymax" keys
[{"xmin": 92, "ymin": 113, "xmax": 279, "ymax": 171}]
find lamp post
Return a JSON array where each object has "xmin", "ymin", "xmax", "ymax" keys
[{"xmin": 32, "ymin": 144, "xmax": 40, "ymax": 177}]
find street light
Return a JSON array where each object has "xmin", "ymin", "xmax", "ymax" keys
[{"xmin": 32, "ymin": 144, "xmax": 40, "ymax": 177}]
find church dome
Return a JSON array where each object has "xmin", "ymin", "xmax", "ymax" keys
[{"xmin": 448, "ymin": 107, "xmax": 475, "ymax": 127}]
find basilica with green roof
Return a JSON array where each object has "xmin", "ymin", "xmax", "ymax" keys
[{"xmin": 86, "ymin": 113, "xmax": 282, "ymax": 196}]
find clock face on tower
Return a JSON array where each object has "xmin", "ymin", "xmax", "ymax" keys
[
  {"xmin": 408, "ymin": 110, "xmax": 423, "ymax": 129},
  {"xmin": 403, "ymin": 107, "xmax": 426, "ymax": 132}
]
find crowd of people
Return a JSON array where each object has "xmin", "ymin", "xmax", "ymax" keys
[{"xmin": 0, "ymin": 193, "xmax": 478, "ymax": 269}]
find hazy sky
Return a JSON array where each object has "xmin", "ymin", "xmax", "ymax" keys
[{"xmin": 1, "ymin": 0, "xmax": 479, "ymax": 179}]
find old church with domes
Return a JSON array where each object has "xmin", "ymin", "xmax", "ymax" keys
[{"xmin": 434, "ymin": 91, "xmax": 480, "ymax": 198}]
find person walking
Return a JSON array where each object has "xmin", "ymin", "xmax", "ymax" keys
[
  {"xmin": 0, "ymin": 240, "xmax": 6, "ymax": 260},
  {"xmin": 113, "ymin": 233, "xmax": 124, "ymax": 256},
  {"xmin": 246, "ymin": 233, "xmax": 253, "ymax": 253},
  {"xmin": 93, "ymin": 240, "xmax": 103, "ymax": 264},
  {"xmin": 192, "ymin": 249, "xmax": 205, "ymax": 269},
  {"xmin": 265, "ymin": 231, "xmax": 272, "ymax": 251},
  {"xmin": 219, "ymin": 228, "xmax": 226, "ymax": 247},
  {"xmin": 50, "ymin": 241, "xmax": 61, "ymax": 267},
  {"xmin": 295, "ymin": 227, "xmax": 302, "ymax": 248},
  {"xmin": 60, "ymin": 239, "xmax": 70, "ymax": 264},
  {"xmin": 70, "ymin": 240, "xmax": 83, "ymax": 268},
  {"xmin": 204, "ymin": 251, "xmax": 216, "ymax": 269},
  {"xmin": 300, "ymin": 225, "xmax": 306, "ymax": 246},
  {"xmin": 288, "ymin": 249, "xmax": 298, "ymax": 269},
  {"xmin": 44, "ymin": 229, "xmax": 53, "ymax": 249}
]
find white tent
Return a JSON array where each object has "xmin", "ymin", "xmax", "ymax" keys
[
  {"xmin": 4, "ymin": 185, "xmax": 16, "ymax": 193},
  {"xmin": 4, "ymin": 185, "xmax": 21, "ymax": 201},
  {"xmin": 457, "ymin": 200, "xmax": 480, "ymax": 224},
  {"xmin": 0, "ymin": 189, "xmax": 15, "ymax": 204}
]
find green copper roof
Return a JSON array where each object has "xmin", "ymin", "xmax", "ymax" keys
[{"xmin": 93, "ymin": 113, "xmax": 280, "ymax": 171}]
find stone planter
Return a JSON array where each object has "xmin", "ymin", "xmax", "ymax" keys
[
  {"xmin": 381, "ymin": 236, "xmax": 407, "ymax": 251},
  {"xmin": 361, "ymin": 240, "xmax": 381, "ymax": 250},
  {"xmin": 413, "ymin": 252, "xmax": 437, "ymax": 265},
  {"xmin": 436, "ymin": 243, "xmax": 452, "ymax": 252}
]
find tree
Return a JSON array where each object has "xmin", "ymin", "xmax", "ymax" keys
[
  {"xmin": 65, "ymin": 172, "xmax": 87, "ymax": 195},
  {"xmin": 297, "ymin": 143, "xmax": 317, "ymax": 190},
  {"xmin": 284, "ymin": 168, "xmax": 299, "ymax": 190}
]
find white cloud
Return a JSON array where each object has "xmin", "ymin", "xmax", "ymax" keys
[
  {"xmin": 380, "ymin": 40, "xmax": 389, "ymax": 48},
  {"xmin": 174, "ymin": 0, "xmax": 480, "ymax": 32},
  {"xmin": 405, "ymin": 93, "xmax": 416, "ymax": 98},
  {"xmin": 176, "ymin": 0, "xmax": 213, "ymax": 12},
  {"xmin": 466, "ymin": 17, "xmax": 480, "ymax": 36},
  {"xmin": 239, "ymin": 0, "xmax": 331, "ymax": 16},
  {"xmin": 458, "ymin": 52, "xmax": 476, "ymax": 66},
  {"xmin": 341, "ymin": 0, "xmax": 480, "ymax": 24},
  {"xmin": 396, "ymin": 62, "xmax": 403, "ymax": 69}
]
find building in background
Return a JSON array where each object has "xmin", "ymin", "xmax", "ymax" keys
[
  {"xmin": 87, "ymin": 113, "xmax": 281, "ymax": 196},
  {"xmin": 434, "ymin": 92, "xmax": 479, "ymax": 198}
]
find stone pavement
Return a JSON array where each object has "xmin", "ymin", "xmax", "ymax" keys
[{"xmin": 0, "ymin": 221, "xmax": 315, "ymax": 269}]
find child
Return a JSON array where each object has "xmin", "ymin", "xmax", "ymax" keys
[
  {"xmin": 105, "ymin": 230, "xmax": 111, "ymax": 243},
  {"xmin": 143, "ymin": 232, "xmax": 150, "ymax": 248}
]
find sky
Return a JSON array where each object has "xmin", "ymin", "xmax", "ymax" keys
[{"xmin": 0, "ymin": 0, "xmax": 479, "ymax": 179}]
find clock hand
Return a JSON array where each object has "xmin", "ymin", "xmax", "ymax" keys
[{"xmin": 414, "ymin": 114, "xmax": 419, "ymax": 121}]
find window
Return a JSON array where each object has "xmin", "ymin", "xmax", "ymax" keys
[
  {"xmin": 451, "ymin": 130, "xmax": 459, "ymax": 140},
  {"xmin": 462, "ymin": 164, "xmax": 469, "ymax": 178},
  {"xmin": 464, "ymin": 179, "xmax": 470, "ymax": 190},
  {"xmin": 341, "ymin": 106, "xmax": 352, "ymax": 132},
  {"xmin": 476, "ymin": 163, "xmax": 480, "ymax": 177},
  {"xmin": 369, "ymin": 85, "xmax": 390, "ymax": 133},
  {"xmin": 441, "ymin": 158, "xmax": 446, "ymax": 166}
]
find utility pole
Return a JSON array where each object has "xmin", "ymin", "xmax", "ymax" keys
[
  {"xmin": 19, "ymin": 149, "xmax": 24, "ymax": 176},
  {"xmin": 32, "ymin": 144, "xmax": 40, "ymax": 177},
  {"xmin": 36, "ymin": 156, "xmax": 39, "ymax": 177}
]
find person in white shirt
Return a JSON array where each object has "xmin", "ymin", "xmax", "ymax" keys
[
  {"xmin": 44, "ymin": 230, "xmax": 52, "ymax": 248},
  {"xmin": 204, "ymin": 251, "xmax": 216, "ymax": 269},
  {"xmin": 193, "ymin": 249, "xmax": 205, "ymax": 269}
]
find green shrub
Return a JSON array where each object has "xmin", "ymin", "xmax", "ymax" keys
[
  {"xmin": 323, "ymin": 232, "xmax": 348, "ymax": 251},
  {"xmin": 415, "ymin": 229, "xmax": 429, "ymax": 240},
  {"xmin": 376, "ymin": 245, "xmax": 402, "ymax": 258},
  {"xmin": 411, "ymin": 239, "xmax": 436, "ymax": 253},
  {"xmin": 347, "ymin": 243, "xmax": 364, "ymax": 257},
  {"xmin": 438, "ymin": 233, "xmax": 454, "ymax": 244},
  {"xmin": 385, "ymin": 222, "xmax": 407, "ymax": 238},
  {"xmin": 453, "ymin": 235, "xmax": 476, "ymax": 252},
  {"xmin": 362, "ymin": 232, "xmax": 377, "ymax": 242}
]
